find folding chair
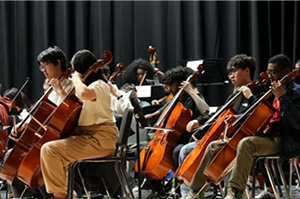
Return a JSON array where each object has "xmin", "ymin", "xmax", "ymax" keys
[{"xmin": 67, "ymin": 107, "xmax": 134, "ymax": 199}]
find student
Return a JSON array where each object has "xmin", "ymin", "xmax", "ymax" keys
[
  {"xmin": 11, "ymin": 46, "xmax": 72, "ymax": 135},
  {"xmin": 179, "ymin": 54, "xmax": 263, "ymax": 199},
  {"xmin": 224, "ymin": 54, "xmax": 300, "ymax": 199},
  {"xmin": 141, "ymin": 66, "xmax": 209, "ymax": 197},
  {"xmin": 37, "ymin": 46, "xmax": 73, "ymax": 106},
  {"xmin": 5, "ymin": 46, "xmax": 72, "ymax": 199},
  {"xmin": 186, "ymin": 54, "xmax": 300, "ymax": 199},
  {"xmin": 40, "ymin": 49, "xmax": 118, "ymax": 199}
]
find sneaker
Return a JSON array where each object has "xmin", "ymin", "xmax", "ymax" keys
[
  {"xmin": 225, "ymin": 187, "xmax": 235, "ymax": 199},
  {"xmin": 186, "ymin": 190, "xmax": 204, "ymax": 199},
  {"xmin": 225, "ymin": 187, "xmax": 246, "ymax": 199},
  {"xmin": 186, "ymin": 190, "xmax": 196, "ymax": 199},
  {"xmin": 255, "ymin": 190, "xmax": 276, "ymax": 199},
  {"xmin": 247, "ymin": 179, "xmax": 260, "ymax": 189}
]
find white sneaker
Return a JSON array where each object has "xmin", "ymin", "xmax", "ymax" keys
[
  {"xmin": 255, "ymin": 190, "xmax": 275, "ymax": 199},
  {"xmin": 247, "ymin": 179, "xmax": 260, "ymax": 189}
]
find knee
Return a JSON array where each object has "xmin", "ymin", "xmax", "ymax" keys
[
  {"xmin": 237, "ymin": 137, "xmax": 254, "ymax": 153},
  {"xmin": 41, "ymin": 141, "xmax": 56, "ymax": 157}
]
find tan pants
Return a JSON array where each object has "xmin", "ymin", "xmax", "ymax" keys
[{"xmin": 40, "ymin": 123, "xmax": 118, "ymax": 195}]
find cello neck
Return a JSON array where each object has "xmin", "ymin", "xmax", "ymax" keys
[
  {"xmin": 154, "ymin": 74, "xmax": 194, "ymax": 127},
  {"xmin": 233, "ymin": 69, "xmax": 300, "ymax": 127}
]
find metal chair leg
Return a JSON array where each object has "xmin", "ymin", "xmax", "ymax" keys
[
  {"xmin": 115, "ymin": 161, "xmax": 134, "ymax": 199},
  {"xmin": 276, "ymin": 159, "xmax": 292, "ymax": 199},
  {"xmin": 264, "ymin": 159, "xmax": 280, "ymax": 199}
]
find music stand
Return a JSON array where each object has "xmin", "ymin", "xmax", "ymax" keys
[
  {"xmin": 179, "ymin": 58, "xmax": 229, "ymax": 86},
  {"xmin": 129, "ymin": 91, "xmax": 148, "ymax": 199}
]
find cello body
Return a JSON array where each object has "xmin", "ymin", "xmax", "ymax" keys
[
  {"xmin": 175, "ymin": 108, "xmax": 237, "ymax": 186},
  {"xmin": 0, "ymin": 100, "xmax": 56, "ymax": 184},
  {"xmin": 204, "ymin": 101, "xmax": 274, "ymax": 184},
  {"xmin": 136, "ymin": 102, "xmax": 192, "ymax": 180},
  {"xmin": 17, "ymin": 94, "xmax": 82, "ymax": 188}
]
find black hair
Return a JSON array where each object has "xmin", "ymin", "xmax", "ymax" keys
[
  {"xmin": 37, "ymin": 46, "xmax": 67, "ymax": 72},
  {"xmin": 162, "ymin": 66, "xmax": 194, "ymax": 85},
  {"xmin": 227, "ymin": 54, "xmax": 256, "ymax": 80},
  {"xmin": 3, "ymin": 87, "xmax": 32, "ymax": 109},
  {"xmin": 268, "ymin": 54, "xmax": 291, "ymax": 70},
  {"xmin": 70, "ymin": 49, "xmax": 106, "ymax": 85}
]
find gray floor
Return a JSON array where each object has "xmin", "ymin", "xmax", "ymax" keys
[{"xmin": 1, "ymin": 182, "xmax": 300, "ymax": 199}]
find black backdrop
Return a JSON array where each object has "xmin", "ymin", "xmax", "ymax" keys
[{"xmin": 0, "ymin": 1, "xmax": 299, "ymax": 106}]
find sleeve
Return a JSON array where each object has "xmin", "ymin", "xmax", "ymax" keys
[{"xmin": 279, "ymin": 88, "xmax": 300, "ymax": 130}]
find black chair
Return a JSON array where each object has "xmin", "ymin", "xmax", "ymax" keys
[{"xmin": 67, "ymin": 107, "xmax": 134, "ymax": 199}]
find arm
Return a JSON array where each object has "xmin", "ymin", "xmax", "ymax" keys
[
  {"xmin": 181, "ymin": 81, "xmax": 209, "ymax": 115},
  {"xmin": 71, "ymin": 71, "xmax": 96, "ymax": 101},
  {"xmin": 145, "ymin": 110, "xmax": 161, "ymax": 123},
  {"xmin": 49, "ymin": 78, "xmax": 68, "ymax": 99},
  {"xmin": 276, "ymin": 82, "xmax": 300, "ymax": 130}
]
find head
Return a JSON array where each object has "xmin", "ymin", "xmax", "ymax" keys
[
  {"xmin": 227, "ymin": 54, "xmax": 256, "ymax": 87},
  {"xmin": 136, "ymin": 64, "xmax": 148, "ymax": 84},
  {"xmin": 267, "ymin": 54, "xmax": 291, "ymax": 81},
  {"xmin": 3, "ymin": 87, "xmax": 32, "ymax": 110},
  {"xmin": 162, "ymin": 66, "xmax": 192, "ymax": 95},
  {"xmin": 37, "ymin": 46, "xmax": 67, "ymax": 80},
  {"xmin": 71, "ymin": 49, "xmax": 106, "ymax": 85}
]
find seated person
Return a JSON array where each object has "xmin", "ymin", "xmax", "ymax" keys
[{"xmin": 139, "ymin": 66, "xmax": 209, "ymax": 197}]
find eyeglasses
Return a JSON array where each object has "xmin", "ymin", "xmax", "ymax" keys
[
  {"xmin": 39, "ymin": 64, "xmax": 48, "ymax": 72},
  {"xmin": 266, "ymin": 68, "xmax": 284, "ymax": 76}
]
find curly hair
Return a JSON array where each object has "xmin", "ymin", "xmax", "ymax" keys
[{"xmin": 162, "ymin": 66, "xmax": 196, "ymax": 86}]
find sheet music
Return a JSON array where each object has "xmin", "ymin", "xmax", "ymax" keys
[
  {"xmin": 136, "ymin": 85, "xmax": 152, "ymax": 98},
  {"xmin": 186, "ymin": 60, "xmax": 204, "ymax": 71}
]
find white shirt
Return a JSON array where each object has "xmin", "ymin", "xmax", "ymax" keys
[
  {"xmin": 111, "ymin": 84, "xmax": 132, "ymax": 115},
  {"xmin": 48, "ymin": 78, "xmax": 73, "ymax": 106},
  {"xmin": 78, "ymin": 80, "xmax": 114, "ymax": 126}
]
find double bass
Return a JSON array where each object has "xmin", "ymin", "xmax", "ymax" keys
[
  {"xmin": 175, "ymin": 73, "xmax": 270, "ymax": 186},
  {"xmin": 204, "ymin": 69, "xmax": 300, "ymax": 185},
  {"xmin": 148, "ymin": 45, "xmax": 162, "ymax": 85},
  {"xmin": 135, "ymin": 65, "xmax": 205, "ymax": 180},
  {"xmin": 16, "ymin": 51, "xmax": 113, "ymax": 188}
]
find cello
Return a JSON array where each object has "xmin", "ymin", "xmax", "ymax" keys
[
  {"xmin": 16, "ymin": 51, "xmax": 113, "ymax": 188},
  {"xmin": 0, "ymin": 72, "xmax": 71, "ymax": 185},
  {"xmin": 135, "ymin": 65, "xmax": 204, "ymax": 180},
  {"xmin": 204, "ymin": 69, "xmax": 300, "ymax": 185},
  {"xmin": 175, "ymin": 73, "xmax": 270, "ymax": 186}
]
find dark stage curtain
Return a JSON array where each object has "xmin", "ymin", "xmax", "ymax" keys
[{"xmin": 0, "ymin": 1, "xmax": 299, "ymax": 106}]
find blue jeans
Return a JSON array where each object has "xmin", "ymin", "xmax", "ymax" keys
[{"xmin": 178, "ymin": 142, "xmax": 197, "ymax": 197}]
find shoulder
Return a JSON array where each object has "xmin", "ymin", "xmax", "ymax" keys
[{"xmin": 88, "ymin": 80, "xmax": 110, "ymax": 93}]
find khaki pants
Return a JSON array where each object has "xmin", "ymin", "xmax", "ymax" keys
[
  {"xmin": 189, "ymin": 140, "xmax": 226, "ymax": 192},
  {"xmin": 229, "ymin": 135, "xmax": 280, "ymax": 191},
  {"xmin": 40, "ymin": 123, "xmax": 118, "ymax": 195},
  {"xmin": 189, "ymin": 135, "xmax": 281, "ymax": 193}
]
